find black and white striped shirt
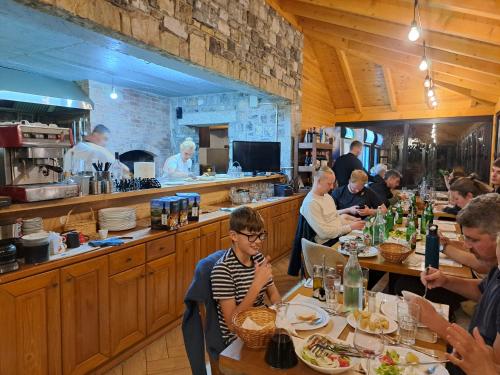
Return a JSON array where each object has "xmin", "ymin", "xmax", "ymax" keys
[{"xmin": 211, "ymin": 248, "xmax": 274, "ymax": 346}]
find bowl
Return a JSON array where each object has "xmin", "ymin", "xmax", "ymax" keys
[{"xmin": 379, "ymin": 242, "xmax": 412, "ymax": 263}]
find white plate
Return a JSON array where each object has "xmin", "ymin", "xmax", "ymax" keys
[
  {"xmin": 346, "ymin": 312, "xmax": 398, "ymax": 334},
  {"xmin": 361, "ymin": 346, "xmax": 449, "ymax": 375},
  {"xmin": 295, "ymin": 335, "xmax": 356, "ymax": 374},
  {"xmin": 287, "ymin": 302, "xmax": 329, "ymax": 331},
  {"xmin": 338, "ymin": 247, "xmax": 378, "ymax": 258}
]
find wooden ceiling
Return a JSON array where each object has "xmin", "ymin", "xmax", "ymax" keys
[{"xmin": 268, "ymin": 0, "xmax": 500, "ymax": 123}]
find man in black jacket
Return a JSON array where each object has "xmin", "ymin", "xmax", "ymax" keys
[
  {"xmin": 370, "ymin": 169, "xmax": 403, "ymax": 207},
  {"xmin": 333, "ymin": 140, "xmax": 365, "ymax": 187}
]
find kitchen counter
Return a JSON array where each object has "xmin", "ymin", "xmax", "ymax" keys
[{"xmin": 0, "ymin": 193, "xmax": 303, "ymax": 285}]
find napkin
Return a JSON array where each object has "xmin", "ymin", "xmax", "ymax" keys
[
  {"xmin": 241, "ymin": 317, "xmax": 272, "ymax": 330},
  {"xmin": 88, "ymin": 237, "xmax": 125, "ymax": 247}
]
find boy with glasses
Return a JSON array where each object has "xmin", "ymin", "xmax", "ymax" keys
[{"xmin": 211, "ymin": 206, "xmax": 281, "ymax": 346}]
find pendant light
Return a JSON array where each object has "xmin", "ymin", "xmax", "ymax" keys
[
  {"xmin": 424, "ymin": 74, "xmax": 432, "ymax": 88},
  {"xmin": 427, "ymin": 87, "xmax": 435, "ymax": 97},
  {"xmin": 408, "ymin": 1, "xmax": 420, "ymax": 42},
  {"xmin": 110, "ymin": 78, "xmax": 118, "ymax": 100},
  {"xmin": 419, "ymin": 41, "xmax": 429, "ymax": 71}
]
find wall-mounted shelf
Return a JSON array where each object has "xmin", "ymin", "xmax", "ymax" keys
[{"xmin": 294, "ymin": 136, "xmax": 334, "ymax": 186}]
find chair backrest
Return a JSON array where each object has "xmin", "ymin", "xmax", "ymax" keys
[
  {"xmin": 288, "ymin": 214, "xmax": 317, "ymax": 276},
  {"xmin": 301, "ymin": 238, "xmax": 347, "ymax": 277}
]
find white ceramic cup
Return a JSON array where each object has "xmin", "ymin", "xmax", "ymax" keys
[{"xmin": 98, "ymin": 229, "xmax": 108, "ymax": 240}]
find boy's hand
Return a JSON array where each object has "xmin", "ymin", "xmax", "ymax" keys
[
  {"xmin": 420, "ymin": 267, "xmax": 447, "ymax": 289},
  {"xmin": 254, "ymin": 257, "xmax": 273, "ymax": 288}
]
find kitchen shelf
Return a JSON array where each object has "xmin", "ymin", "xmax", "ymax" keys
[{"xmin": 298, "ymin": 142, "xmax": 333, "ymax": 150}]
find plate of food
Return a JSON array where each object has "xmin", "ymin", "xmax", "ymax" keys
[
  {"xmin": 346, "ymin": 310, "xmax": 398, "ymax": 334},
  {"xmin": 296, "ymin": 334, "xmax": 357, "ymax": 374},
  {"xmin": 287, "ymin": 302, "xmax": 329, "ymax": 331},
  {"xmin": 361, "ymin": 347, "xmax": 449, "ymax": 375},
  {"xmin": 338, "ymin": 246, "xmax": 378, "ymax": 258}
]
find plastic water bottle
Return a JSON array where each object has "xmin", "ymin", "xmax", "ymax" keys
[
  {"xmin": 425, "ymin": 224, "xmax": 440, "ymax": 269},
  {"xmin": 372, "ymin": 208, "xmax": 386, "ymax": 245},
  {"xmin": 343, "ymin": 249, "xmax": 363, "ymax": 312}
]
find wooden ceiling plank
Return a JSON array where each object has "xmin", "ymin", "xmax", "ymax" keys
[
  {"xmin": 421, "ymin": 0, "xmax": 500, "ymax": 22},
  {"xmin": 300, "ymin": 18, "xmax": 500, "ymax": 78},
  {"xmin": 289, "ymin": 0, "xmax": 500, "ymax": 45},
  {"xmin": 383, "ymin": 67, "xmax": 398, "ymax": 111},
  {"xmin": 336, "ymin": 49, "xmax": 363, "ymax": 112},
  {"xmin": 266, "ymin": 0, "xmax": 302, "ymax": 30},
  {"xmin": 280, "ymin": 0, "xmax": 500, "ymax": 63},
  {"xmin": 309, "ymin": 38, "xmax": 338, "ymax": 110},
  {"xmin": 434, "ymin": 80, "xmax": 498, "ymax": 105}
]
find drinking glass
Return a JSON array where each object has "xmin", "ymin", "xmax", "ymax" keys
[
  {"xmin": 353, "ymin": 322, "xmax": 384, "ymax": 375},
  {"xmin": 312, "ymin": 265, "xmax": 324, "ymax": 299},
  {"xmin": 275, "ymin": 302, "xmax": 289, "ymax": 329},
  {"xmin": 324, "ymin": 269, "xmax": 341, "ymax": 312},
  {"xmin": 397, "ymin": 301, "xmax": 420, "ymax": 345},
  {"xmin": 367, "ymin": 291, "xmax": 377, "ymax": 313}
]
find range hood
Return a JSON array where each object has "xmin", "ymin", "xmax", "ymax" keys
[{"xmin": 0, "ymin": 67, "xmax": 93, "ymax": 110}]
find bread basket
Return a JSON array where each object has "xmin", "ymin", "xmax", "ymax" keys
[
  {"xmin": 379, "ymin": 242, "xmax": 412, "ymax": 263},
  {"xmin": 232, "ymin": 307, "xmax": 276, "ymax": 348}
]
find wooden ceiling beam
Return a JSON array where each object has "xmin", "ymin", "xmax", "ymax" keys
[
  {"xmin": 433, "ymin": 80, "xmax": 498, "ymax": 105},
  {"xmin": 288, "ymin": 0, "xmax": 500, "ymax": 45},
  {"xmin": 336, "ymin": 49, "xmax": 363, "ymax": 113},
  {"xmin": 280, "ymin": 0, "xmax": 500, "ymax": 63},
  {"xmin": 266, "ymin": 0, "xmax": 302, "ymax": 30},
  {"xmin": 420, "ymin": 0, "xmax": 500, "ymax": 22},
  {"xmin": 300, "ymin": 18, "xmax": 500, "ymax": 78},
  {"xmin": 383, "ymin": 67, "xmax": 398, "ymax": 111}
]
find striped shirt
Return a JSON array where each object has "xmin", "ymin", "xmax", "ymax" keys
[{"xmin": 211, "ymin": 248, "xmax": 274, "ymax": 346}]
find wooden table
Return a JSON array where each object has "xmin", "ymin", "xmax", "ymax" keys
[{"xmin": 219, "ymin": 286, "xmax": 449, "ymax": 375}]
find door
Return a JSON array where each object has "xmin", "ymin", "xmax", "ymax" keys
[
  {"xmin": 146, "ymin": 253, "xmax": 177, "ymax": 333},
  {"xmin": 176, "ymin": 228, "xmax": 201, "ymax": 314},
  {"xmin": 61, "ymin": 256, "xmax": 110, "ymax": 375},
  {"xmin": 0, "ymin": 270, "xmax": 61, "ymax": 375},
  {"xmin": 109, "ymin": 265, "xmax": 146, "ymax": 355},
  {"xmin": 200, "ymin": 222, "xmax": 221, "ymax": 259}
]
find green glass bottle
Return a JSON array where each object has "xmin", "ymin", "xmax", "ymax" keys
[
  {"xmin": 420, "ymin": 203, "xmax": 428, "ymax": 235},
  {"xmin": 385, "ymin": 208, "xmax": 394, "ymax": 237},
  {"xmin": 396, "ymin": 202, "xmax": 404, "ymax": 225},
  {"xmin": 406, "ymin": 215, "xmax": 417, "ymax": 250}
]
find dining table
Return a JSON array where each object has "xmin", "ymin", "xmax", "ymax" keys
[{"xmin": 219, "ymin": 285, "xmax": 451, "ymax": 375}]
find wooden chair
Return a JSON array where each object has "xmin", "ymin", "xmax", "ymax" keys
[
  {"xmin": 199, "ymin": 303, "xmax": 221, "ymax": 375},
  {"xmin": 301, "ymin": 238, "xmax": 347, "ymax": 277}
]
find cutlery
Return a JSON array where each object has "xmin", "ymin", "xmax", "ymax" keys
[
  {"xmin": 423, "ymin": 267, "xmax": 430, "ymax": 299},
  {"xmin": 381, "ymin": 334, "xmax": 439, "ymax": 358},
  {"xmin": 395, "ymin": 360, "xmax": 448, "ymax": 367}
]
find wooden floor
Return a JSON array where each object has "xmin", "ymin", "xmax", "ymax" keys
[{"xmin": 103, "ymin": 255, "xmax": 300, "ymax": 375}]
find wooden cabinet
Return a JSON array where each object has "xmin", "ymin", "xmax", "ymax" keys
[
  {"xmin": 108, "ymin": 244, "xmax": 145, "ymax": 275},
  {"xmin": 220, "ymin": 235, "xmax": 232, "ymax": 249},
  {"xmin": 175, "ymin": 228, "xmax": 201, "ymax": 313},
  {"xmin": 61, "ymin": 256, "xmax": 110, "ymax": 375},
  {"xmin": 109, "ymin": 265, "xmax": 146, "ymax": 356},
  {"xmin": 258, "ymin": 207, "xmax": 271, "ymax": 257},
  {"xmin": 0, "ymin": 270, "xmax": 61, "ymax": 375},
  {"xmin": 146, "ymin": 253, "xmax": 177, "ymax": 333},
  {"xmin": 200, "ymin": 221, "xmax": 221, "ymax": 259},
  {"xmin": 146, "ymin": 235, "xmax": 175, "ymax": 261}
]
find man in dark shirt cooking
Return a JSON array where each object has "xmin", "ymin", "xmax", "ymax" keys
[
  {"xmin": 404, "ymin": 194, "xmax": 500, "ymax": 375},
  {"xmin": 332, "ymin": 169, "xmax": 386, "ymax": 218},
  {"xmin": 333, "ymin": 140, "xmax": 365, "ymax": 187}
]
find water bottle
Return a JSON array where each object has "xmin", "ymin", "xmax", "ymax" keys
[
  {"xmin": 406, "ymin": 213, "xmax": 417, "ymax": 250},
  {"xmin": 343, "ymin": 249, "xmax": 363, "ymax": 312},
  {"xmin": 110, "ymin": 152, "xmax": 122, "ymax": 181},
  {"xmin": 425, "ymin": 224, "xmax": 440, "ymax": 269},
  {"xmin": 372, "ymin": 208, "xmax": 386, "ymax": 245},
  {"xmin": 385, "ymin": 208, "xmax": 394, "ymax": 237},
  {"xmin": 396, "ymin": 202, "xmax": 404, "ymax": 225}
]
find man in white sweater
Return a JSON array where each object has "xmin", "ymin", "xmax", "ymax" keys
[{"xmin": 300, "ymin": 166, "xmax": 365, "ymax": 246}]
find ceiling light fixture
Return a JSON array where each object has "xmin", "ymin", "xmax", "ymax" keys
[
  {"xmin": 419, "ymin": 41, "xmax": 429, "ymax": 71},
  {"xmin": 110, "ymin": 79, "xmax": 118, "ymax": 100},
  {"xmin": 408, "ymin": 1, "xmax": 420, "ymax": 42},
  {"xmin": 424, "ymin": 74, "xmax": 432, "ymax": 88}
]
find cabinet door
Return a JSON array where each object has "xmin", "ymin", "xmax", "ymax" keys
[
  {"xmin": 0, "ymin": 270, "xmax": 61, "ymax": 375},
  {"xmin": 109, "ymin": 265, "xmax": 146, "ymax": 356},
  {"xmin": 220, "ymin": 236, "xmax": 232, "ymax": 249},
  {"xmin": 61, "ymin": 256, "xmax": 110, "ymax": 375},
  {"xmin": 200, "ymin": 221, "xmax": 220, "ymax": 259},
  {"xmin": 146, "ymin": 253, "xmax": 176, "ymax": 333},
  {"xmin": 176, "ymin": 228, "xmax": 201, "ymax": 314},
  {"xmin": 258, "ymin": 208, "xmax": 271, "ymax": 257}
]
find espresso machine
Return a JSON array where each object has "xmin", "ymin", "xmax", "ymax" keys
[{"xmin": 0, "ymin": 122, "xmax": 79, "ymax": 202}]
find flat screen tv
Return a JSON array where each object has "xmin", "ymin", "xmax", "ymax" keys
[{"xmin": 232, "ymin": 141, "xmax": 281, "ymax": 173}]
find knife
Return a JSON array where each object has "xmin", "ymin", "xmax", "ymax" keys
[{"xmin": 394, "ymin": 360, "xmax": 448, "ymax": 367}]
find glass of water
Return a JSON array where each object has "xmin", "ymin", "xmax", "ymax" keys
[
  {"xmin": 397, "ymin": 301, "xmax": 420, "ymax": 345},
  {"xmin": 324, "ymin": 268, "xmax": 341, "ymax": 312}
]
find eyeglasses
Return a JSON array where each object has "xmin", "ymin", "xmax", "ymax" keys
[{"xmin": 235, "ymin": 231, "xmax": 267, "ymax": 242}]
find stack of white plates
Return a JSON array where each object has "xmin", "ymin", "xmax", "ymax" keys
[
  {"xmin": 22, "ymin": 217, "xmax": 44, "ymax": 235},
  {"xmin": 98, "ymin": 207, "xmax": 136, "ymax": 231}
]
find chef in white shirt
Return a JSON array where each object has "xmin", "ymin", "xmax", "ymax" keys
[
  {"xmin": 162, "ymin": 137, "xmax": 196, "ymax": 178},
  {"xmin": 63, "ymin": 124, "xmax": 128, "ymax": 174}
]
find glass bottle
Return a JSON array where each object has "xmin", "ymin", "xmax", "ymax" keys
[
  {"xmin": 161, "ymin": 202, "xmax": 168, "ymax": 226},
  {"xmin": 110, "ymin": 152, "xmax": 122, "ymax": 181},
  {"xmin": 191, "ymin": 198, "xmax": 199, "ymax": 222},
  {"xmin": 396, "ymin": 202, "xmax": 404, "ymax": 225},
  {"xmin": 420, "ymin": 202, "xmax": 428, "ymax": 235},
  {"xmin": 406, "ymin": 212, "xmax": 417, "ymax": 250},
  {"xmin": 385, "ymin": 208, "xmax": 394, "ymax": 237},
  {"xmin": 372, "ymin": 207, "xmax": 386, "ymax": 246},
  {"xmin": 343, "ymin": 249, "xmax": 364, "ymax": 312}
]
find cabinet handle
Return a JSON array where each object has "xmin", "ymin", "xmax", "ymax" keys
[
  {"xmin": 159, "ymin": 247, "xmax": 165, "ymax": 251},
  {"xmin": 126, "ymin": 257, "xmax": 132, "ymax": 262},
  {"xmin": 52, "ymin": 283, "xmax": 59, "ymax": 288},
  {"xmin": 65, "ymin": 276, "xmax": 73, "ymax": 282}
]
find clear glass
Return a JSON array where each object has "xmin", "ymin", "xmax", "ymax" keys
[
  {"xmin": 324, "ymin": 269, "xmax": 341, "ymax": 312},
  {"xmin": 361, "ymin": 267, "xmax": 370, "ymax": 309},
  {"xmin": 397, "ymin": 301, "xmax": 420, "ymax": 345},
  {"xmin": 372, "ymin": 207, "xmax": 386, "ymax": 245},
  {"xmin": 353, "ymin": 322, "xmax": 385, "ymax": 375},
  {"xmin": 275, "ymin": 302, "xmax": 289, "ymax": 329},
  {"xmin": 367, "ymin": 291, "xmax": 377, "ymax": 313}
]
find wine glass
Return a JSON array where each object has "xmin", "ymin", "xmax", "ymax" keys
[{"xmin": 353, "ymin": 324, "xmax": 385, "ymax": 375}]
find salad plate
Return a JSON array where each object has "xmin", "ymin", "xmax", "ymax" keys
[
  {"xmin": 346, "ymin": 311, "xmax": 398, "ymax": 334},
  {"xmin": 338, "ymin": 246, "xmax": 378, "ymax": 258},
  {"xmin": 296, "ymin": 334, "xmax": 357, "ymax": 374},
  {"xmin": 287, "ymin": 302, "xmax": 329, "ymax": 331},
  {"xmin": 360, "ymin": 346, "xmax": 449, "ymax": 375}
]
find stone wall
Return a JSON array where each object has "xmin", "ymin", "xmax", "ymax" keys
[{"xmin": 20, "ymin": 0, "xmax": 303, "ymax": 101}]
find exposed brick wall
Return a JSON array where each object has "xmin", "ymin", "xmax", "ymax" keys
[{"xmin": 18, "ymin": 0, "xmax": 303, "ymax": 101}]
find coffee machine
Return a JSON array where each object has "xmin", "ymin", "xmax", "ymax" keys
[{"xmin": 0, "ymin": 122, "xmax": 79, "ymax": 202}]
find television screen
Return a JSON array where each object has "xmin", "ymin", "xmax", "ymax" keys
[
  {"xmin": 364, "ymin": 129, "xmax": 375, "ymax": 144},
  {"xmin": 232, "ymin": 141, "xmax": 281, "ymax": 173}
]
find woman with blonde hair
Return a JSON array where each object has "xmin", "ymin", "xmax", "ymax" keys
[{"xmin": 162, "ymin": 137, "xmax": 196, "ymax": 178}]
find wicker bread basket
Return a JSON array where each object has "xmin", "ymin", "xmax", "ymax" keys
[
  {"xmin": 232, "ymin": 307, "xmax": 276, "ymax": 348},
  {"xmin": 63, "ymin": 208, "xmax": 97, "ymax": 238},
  {"xmin": 379, "ymin": 242, "xmax": 412, "ymax": 263}
]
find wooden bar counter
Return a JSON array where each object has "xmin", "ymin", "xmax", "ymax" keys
[{"xmin": 0, "ymin": 174, "xmax": 304, "ymax": 375}]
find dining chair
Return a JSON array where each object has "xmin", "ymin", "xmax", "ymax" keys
[{"xmin": 301, "ymin": 238, "xmax": 347, "ymax": 278}]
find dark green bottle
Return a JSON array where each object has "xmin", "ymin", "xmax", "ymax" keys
[
  {"xmin": 396, "ymin": 203, "xmax": 403, "ymax": 225},
  {"xmin": 385, "ymin": 208, "xmax": 394, "ymax": 237}
]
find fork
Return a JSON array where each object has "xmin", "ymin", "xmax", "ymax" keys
[{"xmin": 423, "ymin": 267, "xmax": 430, "ymax": 299}]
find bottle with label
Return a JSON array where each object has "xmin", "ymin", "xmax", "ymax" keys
[
  {"xmin": 191, "ymin": 198, "xmax": 199, "ymax": 222},
  {"xmin": 396, "ymin": 202, "xmax": 404, "ymax": 225},
  {"xmin": 425, "ymin": 224, "xmax": 440, "ymax": 269},
  {"xmin": 343, "ymin": 249, "xmax": 364, "ymax": 312},
  {"xmin": 420, "ymin": 202, "xmax": 428, "ymax": 235},
  {"xmin": 161, "ymin": 202, "xmax": 168, "ymax": 226},
  {"xmin": 303, "ymin": 129, "xmax": 309, "ymax": 143},
  {"xmin": 372, "ymin": 207, "xmax": 386, "ymax": 245},
  {"xmin": 110, "ymin": 152, "xmax": 122, "ymax": 183}
]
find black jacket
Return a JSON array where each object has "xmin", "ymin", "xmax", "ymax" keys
[
  {"xmin": 288, "ymin": 214, "xmax": 316, "ymax": 276},
  {"xmin": 333, "ymin": 153, "xmax": 364, "ymax": 187},
  {"xmin": 331, "ymin": 185, "xmax": 384, "ymax": 217},
  {"xmin": 182, "ymin": 250, "xmax": 226, "ymax": 375},
  {"xmin": 370, "ymin": 180, "xmax": 393, "ymax": 207}
]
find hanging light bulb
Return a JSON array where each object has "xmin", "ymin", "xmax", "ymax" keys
[
  {"xmin": 110, "ymin": 78, "xmax": 118, "ymax": 100},
  {"xmin": 408, "ymin": 20, "xmax": 420, "ymax": 42},
  {"xmin": 427, "ymin": 88, "xmax": 435, "ymax": 97},
  {"xmin": 419, "ymin": 56, "xmax": 429, "ymax": 71},
  {"xmin": 431, "ymin": 100, "xmax": 438, "ymax": 107},
  {"xmin": 424, "ymin": 74, "xmax": 431, "ymax": 88}
]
